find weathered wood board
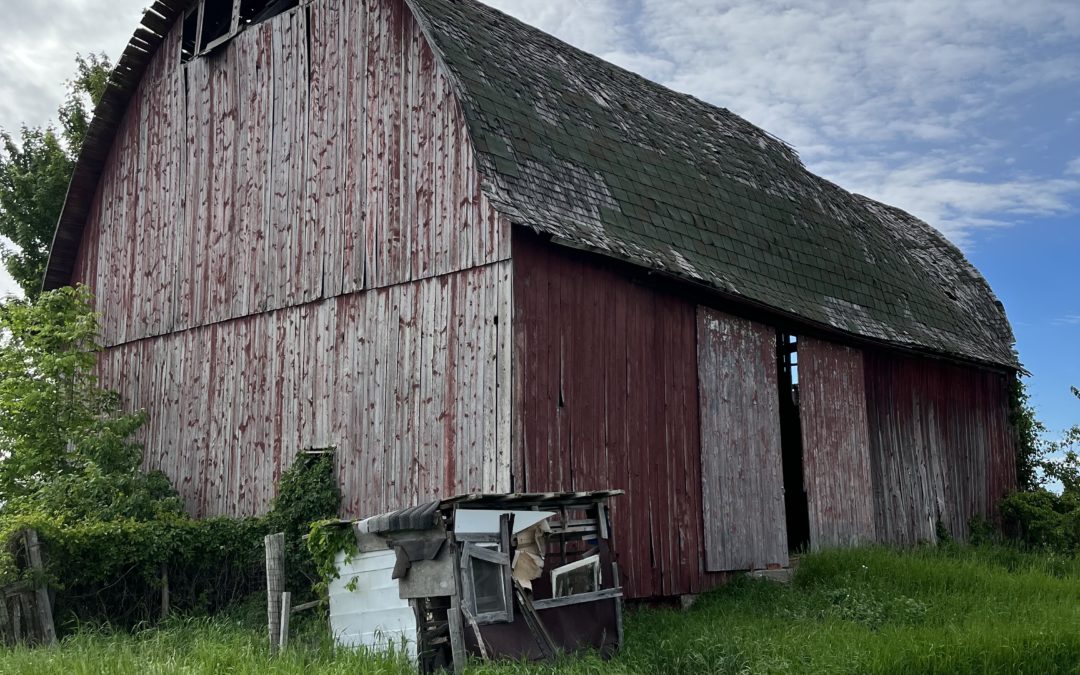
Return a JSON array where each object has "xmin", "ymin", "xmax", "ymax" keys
[
  {"xmin": 697, "ymin": 307, "xmax": 788, "ymax": 572},
  {"xmin": 798, "ymin": 337, "xmax": 876, "ymax": 550}
]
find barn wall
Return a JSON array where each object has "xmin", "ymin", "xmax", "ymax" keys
[
  {"xmin": 863, "ymin": 352, "xmax": 1016, "ymax": 545},
  {"xmin": 697, "ymin": 308, "xmax": 788, "ymax": 571},
  {"xmin": 512, "ymin": 234, "xmax": 724, "ymax": 600},
  {"xmin": 798, "ymin": 337, "xmax": 876, "ymax": 550},
  {"xmin": 73, "ymin": 0, "xmax": 510, "ymax": 347},
  {"xmin": 99, "ymin": 261, "xmax": 512, "ymax": 518}
]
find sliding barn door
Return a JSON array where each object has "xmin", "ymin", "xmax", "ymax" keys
[
  {"xmin": 798, "ymin": 338, "xmax": 876, "ymax": 550},
  {"xmin": 697, "ymin": 308, "xmax": 788, "ymax": 571}
]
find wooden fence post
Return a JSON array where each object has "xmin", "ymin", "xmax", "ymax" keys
[
  {"xmin": 279, "ymin": 591, "xmax": 291, "ymax": 651},
  {"xmin": 160, "ymin": 565, "xmax": 170, "ymax": 621},
  {"xmin": 24, "ymin": 530, "xmax": 57, "ymax": 646},
  {"xmin": 265, "ymin": 532, "xmax": 286, "ymax": 653}
]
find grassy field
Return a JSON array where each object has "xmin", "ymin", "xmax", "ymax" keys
[{"xmin": 2, "ymin": 545, "xmax": 1079, "ymax": 674}]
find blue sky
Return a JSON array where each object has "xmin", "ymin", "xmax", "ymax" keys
[{"xmin": 0, "ymin": 0, "xmax": 1076, "ymax": 435}]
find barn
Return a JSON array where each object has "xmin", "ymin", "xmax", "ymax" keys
[{"xmin": 44, "ymin": 0, "xmax": 1018, "ymax": 600}]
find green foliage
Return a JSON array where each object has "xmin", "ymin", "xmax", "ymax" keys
[
  {"xmin": 0, "ymin": 285, "xmax": 146, "ymax": 501},
  {"xmin": 265, "ymin": 453, "xmax": 341, "ymax": 598},
  {"xmin": 1009, "ymin": 374, "xmax": 1048, "ymax": 492},
  {"xmin": 0, "ymin": 614, "xmax": 411, "ymax": 675},
  {"xmin": 3, "ymin": 546, "xmax": 1080, "ymax": 674},
  {"xmin": 0, "ymin": 53, "xmax": 111, "ymax": 298},
  {"xmin": 999, "ymin": 385, "xmax": 1080, "ymax": 554},
  {"xmin": 1000, "ymin": 489, "xmax": 1080, "ymax": 554},
  {"xmin": 307, "ymin": 520, "xmax": 358, "ymax": 599}
]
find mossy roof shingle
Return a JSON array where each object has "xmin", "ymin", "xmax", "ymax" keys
[{"xmin": 408, "ymin": 0, "xmax": 1017, "ymax": 369}]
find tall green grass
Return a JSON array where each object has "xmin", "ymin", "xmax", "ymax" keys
[{"xmin": 2, "ymin": 546, "xmax": 1079, "ymax": 674}]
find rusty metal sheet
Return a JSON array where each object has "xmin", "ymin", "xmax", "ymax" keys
[
  {"xmin": 697, "ymin": 307, "xmax": 788, "ymax": 573},
  {"xmin": 798, "ymin": 337, "xmax": 876, "ymax": 550}
]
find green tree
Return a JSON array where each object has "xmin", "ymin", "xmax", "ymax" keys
[
  {"xmin": 0, "ymin": 285, "xmax": 146, "ymax": 503},
  {"xmin": 0, "ymin": 54, "xmax": 112, "ymax": 300},
  {"xmin": 1010, "ymin": 375, "xmax": 1048, "ymax": 492},
  {"xmin": 1041, "ymin": 387, "xmax": 1080, "ymax": 495}
]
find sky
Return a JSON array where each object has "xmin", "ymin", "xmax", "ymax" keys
[{"xmin": 0, "ymin": 0, "xmax": 1077, "ymax": 436}]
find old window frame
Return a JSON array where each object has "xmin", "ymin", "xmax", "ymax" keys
[
  {"xmin": 458, "ymin": 514, "xmax": 514, "ymax": 625},
  {"xmin": 181, "ymin": 0, "xmax": 299, "ymax": 62}
]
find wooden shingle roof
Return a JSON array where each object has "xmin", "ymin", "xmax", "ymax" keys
[{"xmin": 406, "ymin": 0, "xmax": 1017, "ymax": 368}]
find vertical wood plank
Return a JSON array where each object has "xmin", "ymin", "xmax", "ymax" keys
[{"xmin": 697, "ymin": 307, "xmax": 788, "ymax": 572}]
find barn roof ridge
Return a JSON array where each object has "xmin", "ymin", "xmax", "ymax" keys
[
  {"xmin": 404, "ymin": 0, "xmax": 1017, "ymax": 368},
  {"xmin": 44, "ymin": 0, "xmax": 1017, "ymax": 368}
]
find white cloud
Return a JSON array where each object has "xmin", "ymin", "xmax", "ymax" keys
[
  {"xmin": 1056, "ymin": 315, "xmax": 1080, "ymax": 326},
  {"xmin": 0, "ymin": 0, "xmax": 145, "ymax": 133},
  {"xmin": 1, "ymin": 0, "xmax": 1078, "ymax": 261},
  {"xmin": 815, "ymin": 156, "xmax": 1080, "ymax": 244},
  {"xmin": 485, "ymin": 0, "xmax": 1080, "ymax": 247}
]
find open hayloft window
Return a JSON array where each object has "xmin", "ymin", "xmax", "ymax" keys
[{"xmin": 181, "ymin": 0, "xmax": 299, "ymax": 62}]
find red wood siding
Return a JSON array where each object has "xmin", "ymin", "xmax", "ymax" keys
[
  {"xmin": 99, "ymin": 262, "xmax": 512, "ymax": 518},
  {"xmin": 798, "ymin": 337, "xmax": 876, "ymax": 550},
  {"xmin": 73, "ymin": 0, "xmax": 509, "ymax": 348},
  {"xmin": 512, "ymin": 234, "xmax": 722, "ymax": 600},
  {"xmin": 697, "ymin": 308, "xmax": 788, "ymax": 571},
  {"xmin": 864, "ymin": 352, "xmax": 1016, "ymax": 545}
]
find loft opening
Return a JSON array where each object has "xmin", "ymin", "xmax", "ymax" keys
[
  {"xmin": 181, "ymin": 0, "xmax": 300, "ymax": 63},
  {"xmin": 777, "ymin": 332, "xmax": 809, "ymax": 553}
]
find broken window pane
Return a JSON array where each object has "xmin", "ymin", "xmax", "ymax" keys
[
  {"xmin": 181, "ymin": 8, "xmax": 199, "ymax": 63},
  {"xmin": 239, "ymin": 0, "xmax": 299, "ymax": 27},
  {"xmin": 470, "ymin": 557, "xmax": 507, "ymax": 615},
  {"xmin": 199, "ymin": 0, "xmax": 233, "ymax": 52},
  {"xmin": 551, "ymin": 555, "xmax": 600, "ymax": 597}
]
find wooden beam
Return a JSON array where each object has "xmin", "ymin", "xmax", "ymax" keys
[
  {"xmin": 264, "ymin": 532, "xmax": 286, "ymax": 653},
  {"xmin": 24, "ymin": 531, "xmax": 56, "ymax": 646},
  {"xmin": 279, "ymin": 591, "xmax": 292, "ymax": 651},
  {"xmin": 531, "ymin": 587, "xmax": 623, "ymax": 611}
]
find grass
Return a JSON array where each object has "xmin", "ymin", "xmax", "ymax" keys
[{"xmin": 2, "ymin": 545, "xmax": 1080, "ymax": 674}]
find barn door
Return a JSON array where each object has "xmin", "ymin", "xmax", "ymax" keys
[
  {"xmin": 798, "ymin": 337, "xmax": 876, "ymax": 550},
  {"xmin": 697, "ymin": 308, "xmax": 788, "ymax": 571}
]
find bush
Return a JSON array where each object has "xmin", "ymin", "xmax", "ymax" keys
[
  {"xmin": 0, "ymin": 288, "xmax": 340, "ymax": 632},
  {"xmin": 1000, "ymin": 489, "xmax": 1080, "ymax": 554}
]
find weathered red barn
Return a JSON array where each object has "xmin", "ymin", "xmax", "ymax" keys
[{"xmin": 45, "ymin": 0, "xmax": 1018, "ymax": 599}]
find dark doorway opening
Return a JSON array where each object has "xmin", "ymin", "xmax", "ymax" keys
[{"xmin": 777, "ymin": 333, "xmax": 810, "ymax": 553}]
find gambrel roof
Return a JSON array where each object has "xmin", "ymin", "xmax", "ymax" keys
[
  {"xmin": 46, "ymin": 0, "xmax": 1017, "ymax": 368},
  {"xmin": 404, "ymin": 0, "xmax": 1016, "ymax": 368}
]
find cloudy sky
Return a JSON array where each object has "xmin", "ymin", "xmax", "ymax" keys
[{"xmin": 0, "ymin": 0, "xmax": 1077, "ymax": 431}]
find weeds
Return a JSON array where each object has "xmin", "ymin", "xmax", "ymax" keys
[{"xmin": 2, "ymin": 546, "xmax": 1079, "ymax": 674}]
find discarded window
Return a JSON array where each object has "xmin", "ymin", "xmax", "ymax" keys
[
  {"xmin": 329, "ymin": 491, "xmax": 625, "ymax": 673},
  {"xmin": 551, "ymin": 555, "xmax": 601, "ymax": 597},
  {"xmin": 461, "ymin": 543, "xmax": 512, "ymax": 624}
]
